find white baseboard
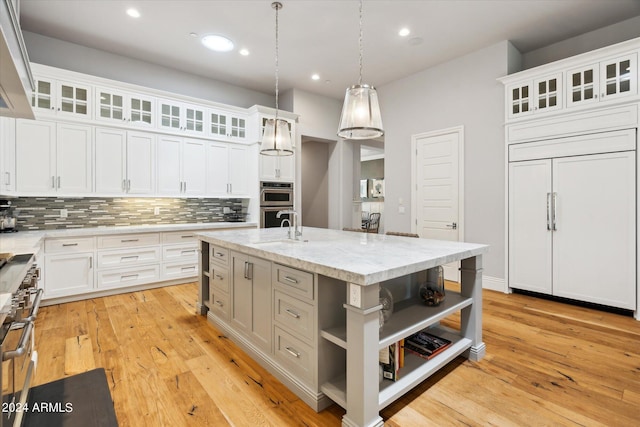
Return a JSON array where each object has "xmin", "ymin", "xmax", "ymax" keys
[{"xmin": 483, "ymin": 275, "xmax": 506, "ymax": 292}]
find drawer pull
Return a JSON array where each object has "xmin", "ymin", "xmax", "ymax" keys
[
  {"xmin": 285, "ymin": 309, "xmax": 300, "ymax": 319},
  {"xmin": 285, "ymin": 347, "xmax": 300, "ymax": 358},
  {"xmin": 214, "ymin": 274, "xmax": 224, "ymax": 280},
  {"xmin": 283, "ymin": 276, "xmax": 299, "ymax": 284},
  {"xmin": 214, "ymin": 300, "xmax": 224, "ymax": 307},
  {"xmin": 181, "ymin": 266, "xmax": 196, "ymax": 271},
  {"xmin": 214, "ymin": 252, "xmax": 225, "ymax": 258},
  {"xmin": 181, "ymin": 235, "xmax": 194, "ymax": 238},
  {"xmin": 121, "ymin": 274, "xmax": 139, "ymax": 280},
  {"xmin": 121, "ymin": 239, "xmax": 139, "ymax": 243},
  {"xmin": 62, "ymin": 243, "xmax": 79, "ymax": 247},
  {"xmin": 181, "ymin": 249, "xmax": 196, "ymax": 254},
  {"xmin": 121, "ymin": 255, "xmax": 139, "ymax": 261}
]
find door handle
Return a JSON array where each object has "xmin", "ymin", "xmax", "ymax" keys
[
  {"xmin": 244, "ymin": 261, "xmax": 253, "ymax": 280},
  {"xmin": 445, "ymin": 222, "xmax": 457, "ymax": 230},
  {"xmin": 552, "ymin": 192, "xmax": 557, "ymax": 231}
]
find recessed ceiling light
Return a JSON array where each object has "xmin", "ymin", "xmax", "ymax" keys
[
  {"xmin": 311, "ymin": 74, "xmax": 320, "ymax": 81},
  {"xmin": 399, "ymin": 28, "xmax": 410, "ymax": 37},
  {"xmin": 239, "ymin": 48, "xmax": 250, "ymax": 56},
  {"xmin": 126, "ymin": 8, "xmax": 140, "ymax": 18},
  {"xmin": 201, "ymin": 34, "xmax": 235, "ymax": 52}
]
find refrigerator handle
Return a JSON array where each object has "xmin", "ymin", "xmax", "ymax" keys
[{"xmin": 552, "ymin": 192, "xmax": 557, "ymax": 231}]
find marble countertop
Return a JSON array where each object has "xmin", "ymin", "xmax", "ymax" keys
[
  {"xmin": 197, "ymin": 227, "xmax": 489, "ymax": 285},
  {"xmin": 0, "ymin": 222, "xmax": 257, "ymax": 256}
]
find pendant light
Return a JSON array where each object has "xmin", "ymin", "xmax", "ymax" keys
[
  {"xmin": 260, "ymin": 2, "xmax": 293, "ymax": 156},
  {"xmin": 337, "ymin": 0, "xmax": 384, "ymax": 140}
]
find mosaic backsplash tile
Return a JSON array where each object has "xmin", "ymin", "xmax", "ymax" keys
[{"xmin": 6, "ymin": 197, "xmax": 249, "ymax": 231}]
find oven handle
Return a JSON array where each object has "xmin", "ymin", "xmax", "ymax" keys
[
  {"xmin": 2, "ymin": 321, "xmax": 33, "ymax": 361},
  {"xmin": 23, "ymin": 288, "xmax": 44, "ymax": 322}
]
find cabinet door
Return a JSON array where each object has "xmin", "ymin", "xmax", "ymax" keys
[
  {"xmin": 508, "ymin": 159, "xmax": 552, "ymax": 294},
  {"xmin": 127, "ymin": 131, "xmax": 155, "ymax": 194},
  {"xmin": 533, "ymin": 74, "xmax": 562, "ymax": 114},
  {"xmin": 95, "ymin": 87, "xmax": 126, "ymax": 123},
  {"xmin": 507, "ymin": 82, "xmax": 532, "ymax": 119},
  {"xmin": 31, "ymin": 78, "xmax": 55, "ymax": 114},
  {"xmin": 0, "ymin": 117, "xmax": 16, "ymax": 193},
  {"xmin": 15, "ymin": 120, "xmax": 56, "ymax": 193},
  {"xmin": 159, "ymin": 101, "xmax": 182, "ymax": 131},
  {"xmin": 209, "ymin": 111, "xmax": 228, "ymax": 139},
  {"xmin": 56, "ymin": 123, "xmax": 92, "ymax": 193},
  {"xmin": 552, "ymin": 152, "xmax": 636, "ymax": 309},
  {"xmin": 44, "ymin": 252, "xmax": 94, "ymax": 297},
  {"xmin": 566, "ymin": 64, "xmax": 599, "ymax": 108},
  {"xmin": 57, "ymin": 80, "xmax": 91, "ymax": 118},
  {"xmin": 259, "ymin": 154, "xmax": 279, "ymax": 181},
  {"xmin": 206, "ymin": 142, "xmax": 229, "ymax": 195},
  {"xmin": 250, "ymin": 256, "xmax": 272, "ymax": 351},
  {"xmin": 128, "ymin": 94, "xmax": 154, "ymax": 127},
  {"xmin": 228, "ymin": 144, "xmax": 249, "ymax": 195},
  {"xmin": 231, "ymin": 252, "xmax": 252, "ymax": 333},
  {"xmin": 157, "ymin": 135, "xmax": 182, "ymax": 195},
  {"xmin": 230, "ymin": 116, "xmax": 246, "ymax": 140},
  {"xmin": 277, "ymin": 154, "xmax": 295, "ymax": 182},
  {"xmin": 184, "ymin": 105, "xmax": 206, "ymax": 135},
  {"xmin": 182, "ymin": 139, "xmax": 206, "ymax": 195},
  {"xmin": 95, "ymin": 127, "xmax": 127, "ymax": 194},
  {"xmin": 599, "ymin": 53, "xmax": 637, "ymax": 102}
]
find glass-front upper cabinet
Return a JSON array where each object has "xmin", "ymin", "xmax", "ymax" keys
[
  {"xmin": 566, "ymin": 53, "xmax": 637, "ymax": 108},
  {"xmin": 158, "ymin": 99, "xmax": 206, "ymax": 136},
  {"xmin": 95, "ymin": 88, "xmax": 155, "ymax": 127},
  {"xmin": 31, "ymin": 77, "xmax": 91, "ymax": 119},
  {"xmin": 209, "ymin": 109, "xmax": 247, "ymax": 141},
  {"xmin": 507, "ymin": 73, "xmax": 562, "ymax": 119}
]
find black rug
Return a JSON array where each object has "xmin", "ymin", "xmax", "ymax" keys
[{"xmin": 23, "ymin": 368, "xmax": 118, "ymax": 427}]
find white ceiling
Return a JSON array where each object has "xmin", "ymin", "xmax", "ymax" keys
[{"xmin": 19, "ymin": 0, "xmax": 640, "ymax": 100}]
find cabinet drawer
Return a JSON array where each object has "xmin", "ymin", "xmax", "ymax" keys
[
  {"xmin": 97, "ymin": 247, "xmax": 161, "ymax": 268},
  {"xmin": 274, "ymin": 326, "xmax": 314, "ymax": 385},
  {"xmin": 274, "ymin": 290, "xmax": 314, "ymax": 342},
  {"xmin": 210, "ymin": 246, "xmax": 229, "ymax": 266},
  {"xmin": 210, "ymin": 289, "xmax": 229, "ymax": 320},
  {"xmin": 97, "ymin": 233, "xmax": 160, "ymax": 249},
  {"xmin": 162, "ymin": 231, "xmax": 198, "ymax": 245},
  {"xmin": 45, "ymin": 237, "xmax": 95, "ymax": 254},
  {"xmin": 162, "ymin": 244, "xmax": 198, "ymax": 261},
  {"xmin": 97, "ymin": 264, "xmax": 160, "ymax": 289},
  {"xmin": 162, "ymin": 261, "xmax": 198, "ymax": 280},
  {"xmin": 211, "ymin": 266, "xmax": 229, "ymax": 293},
  {"xmin": 273, "ymin": 264, "xmax": 314, "ymax": 300}
]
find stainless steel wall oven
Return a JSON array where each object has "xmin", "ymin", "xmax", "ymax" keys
[
  {"xmin": 0, "ymin": 254, "xmax": 42, "ymax": 427},
  {"xmin": 260, "ymin": 182, "xmax": 293, "ymax": 228}
]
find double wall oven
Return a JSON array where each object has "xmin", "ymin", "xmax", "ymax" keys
[
  {"xmin": 0, "ymin": 253, "xmax": 42, "ymax": 427},
  {"xmin": 260, "ymin": 181, "xmax": 293, "ymax": 228}
]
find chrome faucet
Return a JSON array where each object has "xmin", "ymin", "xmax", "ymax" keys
[{"xmin": 276, "ymin": 210, "xmax": 302, "ymax": 240}]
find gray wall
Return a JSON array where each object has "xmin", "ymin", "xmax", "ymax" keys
[
  {"xmin": 378, "ymin": 41, "xmax": 512, "ymax": 280},
  {"xmin": 301, "ymin": 140, "xmax": 329, "ymax": 228},
  {"xmin": 23, "ymin": 31, "xmax": 274, "ymax": 109}
]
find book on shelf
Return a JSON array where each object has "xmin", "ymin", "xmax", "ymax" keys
[
  {"xmin": 379, "ymin": 341, "xmax": 401, "ymax": 381},
  {"xmin": 404, "ymin": 330, "xmax": 452, "ymax": 360}
]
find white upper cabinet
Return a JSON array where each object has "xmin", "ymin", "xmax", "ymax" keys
[
  {"xmin": 209, "ymin": 109, "xmax": 247, "ymax": 142},
  {"xmin": 157, "ymin": 99, "xmax": 207, "ymax": 136},
  {"xmin": 157, "ymin": 136, "xmax": 206, "ymax": 196},
  {"xmin": 507, "ymin": 73, "xmax": 563, "ymax": 119},
  {"xmin": 95, "ymin": 87, "xmax": 155, "ymax": 128},
  {"xmin": 15, "ymin": 120, "xmax": 92, "ymax": 195},
  {"xmin": 0, "ymin": 118, "xmax": 16, "ymax": 194},
  {"xmin": 31, "ymin": 77, "xmax": 92, "ymax": 120},
  {"xmin": 206, "ymin": 142, "xmax": 251, "ymax": 197}
]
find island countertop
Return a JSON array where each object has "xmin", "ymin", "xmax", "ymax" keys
[{"xmin": 197, "ymin": 227, "xmax": 488, "ymax": 285}]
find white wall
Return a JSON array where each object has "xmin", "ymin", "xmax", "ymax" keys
[
  {"xmin": 378, "ymin": 41, "xmax": 512, "ymax": 280},
  {"xmin": 23, "ymin": 31, "xmax": 274, "ymax": 108}
]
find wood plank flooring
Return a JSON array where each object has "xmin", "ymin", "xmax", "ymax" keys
[{"xmin": 33, "ymin": 283, "xmax": 640, "ymax": 426}]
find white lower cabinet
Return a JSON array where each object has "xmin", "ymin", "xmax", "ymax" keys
[
  {"xmin": 97, "ymin": 264, "xmax": 160, "ymax": 289},
  {"xmin": 509, "ymin": 131, "xmax": 636, "ymax": 310},
  {"xmin": 96, "ymin": 232, "xmax": 161, "ymax": 290},
  {"xmin": 43, "ymin": 236, "xmax": 96, "ymax": 298}
]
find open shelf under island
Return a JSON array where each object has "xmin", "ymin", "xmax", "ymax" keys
[{"xmin": 196, "ymin": 227, "xmax": 488, "ymax": 427}]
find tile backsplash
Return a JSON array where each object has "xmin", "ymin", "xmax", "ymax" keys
[{"xmin": 6, "ymin": 197, "xmax": 249, "ymax": 231}]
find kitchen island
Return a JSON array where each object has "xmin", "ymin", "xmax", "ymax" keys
[{"xmin": 197, "ymin": 227, "xmax": 488, "ymax": 427}]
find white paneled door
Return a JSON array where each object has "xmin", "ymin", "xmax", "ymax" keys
[{"xmin": 413, "ymin": 127, "xmax": 463, "ymax": 281}]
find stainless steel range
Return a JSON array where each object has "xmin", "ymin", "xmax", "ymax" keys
[{"xmin": 0, "ymin": 253, "xmax": 42, "ymax": 427}]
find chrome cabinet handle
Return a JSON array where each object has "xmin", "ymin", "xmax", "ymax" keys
[
  {"xmin": 283, "ymin": 276, "xmax": 298, "ymax": 284},
  {"xmin": 181, "ymin": 266, "xmax": 196, "ymax": 271},
  {"xmin": 89, "ymin": 256, "xmax": 93, "ymax": 269},
  {"xmin": 285, "ymin": 347, "xmax": 300, "ymax": 358},
  {"xmin": 121, "ymin": 239, "xmax": 139, "ymax": 243},
  {"xmin": 214, "ymin": 274, "xmax": 224, "ymax": 280},
  {"xmin": 3, "ymin": 322, "xmax": 33, "ymax": 360},
  {"xmin": 181, "ymin": 249, "xmax": 196, "ymax": 254},
  {"xmin": 51, "ymin": 176, "xmax": 56, "ymax": 188},
  {"xmin": 546, "ymin": 193, "xmax": 551, "ymax": 231},
  {"xmin": 5, "ymin": 172, "xmax": 10, "ymax": 185},
  {"xmin": 184, "ymin": 181, "xmax": 187, "ymax": 192},
  {"xmin": 181, "ymin": 235, "xmax": 194, "ymax": 239},
  {"xmin": 552, "ymin": 192, "xmax": 557, "ymax": 231},
  {"xmin": 62, "ymin": 243, "xmax": 79, "ymax": 247},
  {"xmin": 57, "ymin": 176, "xmax": 61, "ymax": 188},
  {"xmin": 122, "ymin": 179, "xmax": 126, "ymax": 191},
  {"xmin": 243, "ymin": 261, "xmax": 253, "ymax": 280},
  {"xmin": 127, "ymin": 179, "xmax": 131, "ymax": 191},
  {"xmin": 121, "ymin": 255, "xmax": 139, "ymax": 261},
  {"xmin": 214, "ymin": 252, "xmax": 225, "ymax": 258},
  {"xmin": 121, "ymin": 274, "xmax": 139, "ymax": 280},
  {"xmin": 285, "ymin": 309, "xmax": 300, "ymax": 319},
  {"xmin": 214, "ymin": 300, "xmax": 224, "ymax": 307}
]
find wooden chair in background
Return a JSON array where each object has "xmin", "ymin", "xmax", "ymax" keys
[{"xmin": 366, "ymin": 213, "xmax": 381, "ymax": 233}]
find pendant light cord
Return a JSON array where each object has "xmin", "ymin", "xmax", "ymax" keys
[
  {"xmin": 358, "ymin": 0, "xmax": 363, "ymax": 86},
  {"xmin": 275, "ymin": 2, "xmax": 280, "ymax": 120}
]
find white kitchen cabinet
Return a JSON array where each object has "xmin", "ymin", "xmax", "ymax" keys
[
  {"xmin": 260, "ymin": 153, "xmax": 295, "ymax": 182},
  {"xmin": 158, "ymin": 99, "xmax": 206, "ymax": 136},
  {"xmin": 209, "ymin": 109, "xmax": 247, "ymax": 142},
  {"xmin": 43, "ymin": 236, "xmax": 96, "ymax": 298},
  {"xmin": 157, "ymin": 136, "xmax": 206, "ymax": 196},
  {"xmin": 507, "ymin": 73, "xmax": 562, "ymax": 119},
  {"xmin": 566, "ymin": 53, "xmax": 637, "ymax": 108},
  {"xmin": 94, "ymin": 127, "xmax": 155, "ymax": 195},
  {"xmin": 30, "ymin": 77, "xmax": 91, "ymax": 120},
  {"xmin": 230, "ymin": 251, "xmax": 272, "ymax": 352},
  {"xmin": 94, "ymin": 86, "xmax": 155, "ymax": 128},
  {"xmin": 15, "ymin": 120, "xmax": 92, "ymax": 194},
  {"xmin": 509, "ymin": 141, "xmax": 636, "ymax": 310},
  {"xmin": 206, "ymin": 142, "xmax": 251, "ymax": 197},
  {"xmin": 0, "ymin": 117, "xmax": 16, "ymax": 194}
]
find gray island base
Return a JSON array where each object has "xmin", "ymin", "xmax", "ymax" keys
[{"xmin": 196, "ymin": 227, "xmax": 488, "ymax": 427}]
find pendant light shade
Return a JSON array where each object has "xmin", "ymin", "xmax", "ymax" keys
[
  {"xmin": 337, "ymin": 84, "xmax": 383, "ymax": 140},
  {"xmin": 337, "ymin": 0, "xmax": 384, "ymax": 140},
  {"xmin": 260, "ymin": 2, "xmax": 293, "ymax": 156}
]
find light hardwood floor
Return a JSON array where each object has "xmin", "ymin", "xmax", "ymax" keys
[{"xmin": 33, "ymin": 283, "xmax": 640, "ymax": 426}]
